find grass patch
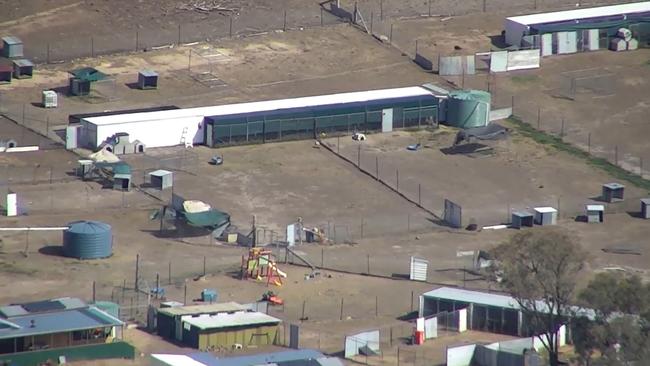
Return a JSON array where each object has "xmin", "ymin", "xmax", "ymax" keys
[
  {"xmin": 507, "ymin": 117, "xmax": 650, "ymax": 191},
  {"xmin": 511, "ymin": 75, "xmax": 540, "ymax": 84}
]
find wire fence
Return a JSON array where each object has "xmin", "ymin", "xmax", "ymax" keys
[
  {"xmin": 511, "ymin": 94, "xmax": 650, "ymax": 183},
  {"xmin": 22, "ymin": 7, "xmax": 343, "ymax": 64}
]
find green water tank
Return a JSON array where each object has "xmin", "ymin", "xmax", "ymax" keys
[{"xmin": 446, "ymin": 90, "xmax": 491, "ymax": 128}]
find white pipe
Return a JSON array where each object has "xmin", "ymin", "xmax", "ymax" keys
[{"xmin": 0, "ymin": 227, "xmax": 69, "ymax": 231}]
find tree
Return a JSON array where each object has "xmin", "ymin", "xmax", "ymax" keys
[
  {"xmin": 574, "ymin": 272, "xmax": 650, "ymax": 365},
  {"xmin": 490, "ymin": 228, "xmax": 586, "ymax": 366}
]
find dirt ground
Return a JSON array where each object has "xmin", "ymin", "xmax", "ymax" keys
[
  {"xmin": 1, "ymin": 3, "xmax": 650, "ymax": 364},
  {"xmin": 0, "ymin": 0, "xmax": 341, "ymax": 63}
]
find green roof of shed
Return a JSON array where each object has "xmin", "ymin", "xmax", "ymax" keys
[{"xmin": 70, "ymin": 67, "xmax": 107, "ymax": 82}]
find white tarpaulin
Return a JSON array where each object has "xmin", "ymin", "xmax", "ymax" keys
[
  {"xmin": 424, "ymin": 317, "xmax": 438, "ymax": 339},
  {"xmin": 183, "ymin": 200, "xmax": 211, "ymax": 213},
  {"xmin": 506, "ymin": 49, "xmax": 540, "ymax": 71}
]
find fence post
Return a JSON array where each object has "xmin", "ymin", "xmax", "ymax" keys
[
  {"xmin": 357, "ymin": 144, "xmax": 361, "ymax": 167},
  {"xmin": 615, "ymin": 145, "xmax": 618, "ymax": 166},
  {"xmin": 203, "ymin": 256, "xmax": 206, "ymax": 276},
  {"xmin": 168, "ymin": 261, "xmax": 172, "ymax": 285},
  {"xmin": 366, "ymin": 253, "xmax": 370, "ymax": 274},
  {"xmin": 321, "ymin": 247, "xmax": 324, "ymax": 267},
  {"xmin": 483, "ymin": 0, "xmax": 487, "ymax": 12},
  {"xmin": 428, "ymin": 0, "xmax": 432, "ymax": 16},
  {"xmin": 376, "ymin": 156, "xmax": 379, "ymax": 180},
  {"xmin": 360, "ymin": 218, "xmax": 364, "ymax": 238},
  {"xmin": 370, "ymin": 11, "xmax": 374, "ymax": 34},
  {"xmin": 91, "ymin": 37, "xmax": 94, "ymax": 58},
  {"xmin": 561, "ymin": 118, "xmax": 565, "ymax": 139},
  {"xmin": 588, "ymin": 133, "xmax": 591, "ymax": 154},
  {"xmin": 229, "ymin": 16, "xmax": 233, "ymax": 38},
  {"xmin": 135, "ymin": 253, "xmax": 140, "ymax": 291},
  {"xmin": 418, "ymin": 184, "xmax": 421, "ymax": 206},
  {"xmin": 46, "ymin": 43, "xmax": 51, "ymax": 64},
  {"xmin": 410, "ymin": 290, "xmax": 414, "ymax": 312},
  {"xmin": 537, "ymin": 107, "xmax": 541, "ymax": 129},
  {"xmin": 396, "ymin": 169, "xmax": 399, "ymax": 191},
  {"xmin": 380, "ymin": 0, "xmax": 383, "ymax": 20},
  {"xmin": 135, "ymin": 31, "xmax": 139, "ymax": 51},
  {"xmin": 390, "ymin": 23, "xmax": 393, "ymax": 42},
  {"xmin": 321, "ymin": 7, "xmax": 324, "ymax": 26},
  {"xmin": 340, "ymin": 298, "xmax": 344, "ymax": 320},
  {"xmin": 184, "ymin": 283, "xmax": 187, "ymax": 305},
  {"xmin": 641, "ymin": 157, "xmax": 644, "ymax": 178},
  {"xmin": 92, "ymin": 281, "xmax": 96, "ymax": 303},
  {"xmin": 283, "ymin": 10, "xmax": 287, "ymax": 31}
]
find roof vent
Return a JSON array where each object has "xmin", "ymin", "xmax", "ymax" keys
[{"xmin": 30, "ymin": 319, "xmax": 35, "ymax": 328}]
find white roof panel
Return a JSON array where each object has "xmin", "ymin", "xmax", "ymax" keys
[
  {"xmin": 83, "ymin": 87, "xmax": 432, "ymax": 127},
  {"xmin": 586, "ymin": 205, "xmax": 605, "ymax": 211},
  {"xmin": 534, "ymin": 207, "xmax": 557, "ymax": 214},
  {"xmin": 183, "ymin": 311, "xmax": 281, "ymax": 330},
  {"xmin": 507, "ymin": 2, "xmax": 650, "ymax": 26},
  {"xmin": 151, "ymin": 354, "xmax": 207, "ymax": 366},
  {"xmin": 423, "ymin": 287, "xmax": 521, "ymax": 309}
]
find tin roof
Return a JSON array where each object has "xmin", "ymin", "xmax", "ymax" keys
[
  {"xmin": 422, "ymin": 287, "xmax": 596, "ymax": 320},
  {"xmin": 151, "ymin": 350, "xmax": 340, "ymax": 366},
  {"xmin": 512, "ymin": 211, "xmax": 533, "ymax": 217},
  {"xmin": 140, "ymin": 69, "xmax": 158, "ymax": 77},
  {"xmin": 149, "ymin": 169, "xmax": 173, "ymax": 177},
  {"xmin": 0, "ymin": 304, "xmax": 122, "ymax": 340},
  {"xmin": 2, "ymin": 36, "xmax": 22, "ymax": 45},
  {"xmin": 183, "ymin": 311, "xmax": 280, "ymax": 330},
  {"xmin": 506, "ymin": 2, "xmax": 650, "ymax": 26},
  {"xmin": 534, "ymin": 207, "xmax": 557, "ymax": 214},
  {"xmin": 603, "ymin": 182, "xmax": 625, "ymax": 189},
  {"xmin": 83, "ymin": 86, "xmax": 434, "ymax": 127},
  {"xmin": 586, "ymin": 205, "xmax": 605, "ymax": 211},
  {"xmin": 157, "ymin": 302, "xmax": 246, "ymax": 317},
  {"xmin": 12, "ymin": 59, "xmax": 33, "ymax": 67},
  {"xmin": 0, "ymin": 297, "xmax": 86, "ymax": 318}
]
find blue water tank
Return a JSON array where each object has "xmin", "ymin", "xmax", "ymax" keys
[{"xmin": 63, "ymin": 221, "xmax": 113, "ymax": 259}]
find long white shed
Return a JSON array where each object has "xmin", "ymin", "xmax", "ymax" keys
[
  {"xmin": 504, "ymin": 2, "xmax": 650, "ymax": 46},
  {"xmin": 79, "ymin": 86, "xmax": 435, "ymax": 149}
]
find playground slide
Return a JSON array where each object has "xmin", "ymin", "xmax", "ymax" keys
[{"xmin": 269, "ymin": 262, "xmax": 287, "ymax": 278}]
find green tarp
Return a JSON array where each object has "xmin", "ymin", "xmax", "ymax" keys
[{"xmin": 182, "ymin": 209, "xmax": 230, "ymax": 229}]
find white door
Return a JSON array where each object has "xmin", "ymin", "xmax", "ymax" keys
[{"xmin": 381, "ymin": 108, "xmax": 393, "ymax": 132}]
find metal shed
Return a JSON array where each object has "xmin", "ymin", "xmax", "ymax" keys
[
  {"xmin": 533, "ymin": 207, "xmax": 557, "ymax": 226},
  {"xmin": 113, "ymin": 173, "xmax": 131, "ymax": 191},
  {"xmin": 641, "ymin": 199, "xmax": 650, "ymax": 219},
  {"xmin": 602, "ymin": 183, "xmax": 624, "ymax": 202},
  {"xmin": 149, "ymin": 170, "xmax": 173, "ymax": 190},
  {"xmin": 138, "ymin": 70, "xmax": 158, "ymax": 90},
  {"xmin": 511, "ymin": 211, "xmax": 534, "ymax": 229},
  {"xmin": 181, "ymin": 312, "xmax": 281, "ymax": 350},
  {"xmin": 586, "ymin": 204, "xmax": 604, "ymax": 223},
  {"xmin": 63, "ymin": 220, "xmax": 113, "ymax": 259},
  {"xmin": 69, "ymin": 78, "xmax": 91, "ymax": 96},
  {"xmin": 0, "ymin": 65, "xmax": 12, "ymax": 84},
  {"xmin": 12, "ymin": 59, "xmax": 33, "ymax": 79},
  {"xmin": 1, "ymin": 36, "xmax": 23, "ymax": 58}
]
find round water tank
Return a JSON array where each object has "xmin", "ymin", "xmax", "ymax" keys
[
  {"xmin": 446, "ymin": 90, "xmax": 491, "ymax": 129},
  {"xmin": 63, "ymin": 221, "xmax": 112, "ymax": 259}
]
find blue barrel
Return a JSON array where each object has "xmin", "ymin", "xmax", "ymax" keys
[{"xmin": 63, "ymin": 221, "xmax": 113, "ymax": 259}]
